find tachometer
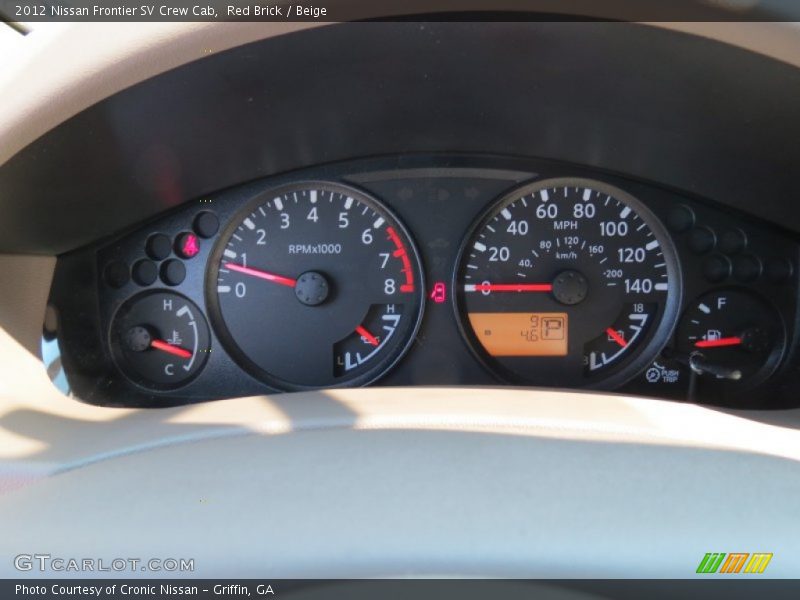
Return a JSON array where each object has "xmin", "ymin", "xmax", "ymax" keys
[
  {"xmin": 454, "ymin": 177, "xmax": 681, "ymax": 388},
  {"xmin": 207, "ymin": 182, "xmax": 424, "ymax": 390}
]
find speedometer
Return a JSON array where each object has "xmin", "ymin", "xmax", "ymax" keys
[
  {"xmin": 454, "ymin": 177, "xmax": 681, "ymax": 388},
  {"xmin": 207, "ymin": 182, "xmax": 424, "ymax": 390}
]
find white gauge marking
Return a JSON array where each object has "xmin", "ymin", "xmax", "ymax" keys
[
  {"xmin": 699, "ymin": 303, "xmax": 711, "ymax": 314},
  {"xmin": 541, "ymin": 190, "xmax": 549, "ymax": 202},
  {"xmin": 473, "ymin": 241, "xmax": 487, "ymax": 252},
  {"xmin": 501, "ymin": 208, "xmax": 512, "ymax": 220},
  {"xmin": 344, "ymin": 196, "xmax": 354, "ymax": 209},
  {"xmin": 217, "ymin": 285, "xmax": 231, "ymax": 293},
  {"xmin": 582, "ymin": 189, "xmax": 591, "ymax": 201},
  {"xmin": 274, "ymin": 197, "xmax": 284, "ymax": 211},
  {"xmin": 310, "ymin": 190, "xmax": 318, "ymax": 203},
  {"xmin": 464, "ymin": 284, "xmax": 477, "ymax": 292},
  {"xmin": 620, "ymin": 206, "xmax": 631, "ymax": 219},
  {"xmin": 645, "ymin": 240, "xmax": 659, "ymax": 250},
  {"xmin": 223, "ymin": 249, "xmax": 237, "ymax": 259},
  {"xmin": 243, "ymin": 218, "xmax": 255, "ymax": 230},
  {"xmin": 654, "ymin": 283, "xmax": 668, "ymax": 291},
  {"xmin": 184, "ymin": 319, "xmax": 198, "ymax": 371},
  {"xmin": 373, "ymin": 217, "xmax": 385, "ymax": 229}
]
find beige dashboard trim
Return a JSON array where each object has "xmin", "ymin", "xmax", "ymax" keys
[{"xmin": 2, "ymin": 21, "xmax": 800, "ymax": 168}]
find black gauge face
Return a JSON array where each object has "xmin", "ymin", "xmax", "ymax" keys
[
  {"xmin": 207, "ymin": 182, "xmax": 424, "ymax": 390},
  {"xmin": 110, "ymin": 291, "xmax": 210, "ymax": 390},
  {"xmin": 676, "ymin": 289, "xmax": 785, "ymax": 385},
  {"xmin": 454, "ymin": 177, "xmax": 681, "ymax": 388}
]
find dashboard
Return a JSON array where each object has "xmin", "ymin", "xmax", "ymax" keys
[
  {"xmin": 4, "ymin": 19, "xmax": 800, "ymax": 582},
  {"xmin": 47, "ymin": 155, "xmax": 800, "ymax": 408}
]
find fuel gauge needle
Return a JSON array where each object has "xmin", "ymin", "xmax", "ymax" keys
[
  {"xmin": 355, "ymin": 325, "xmax": 380, "ymax": 347},
  {"xmin": 150, "ymin": 339, "xmax": 193, "ymax": 359},
  {"xmin": 694, "ymin": 336, "xmax": 742, "ymax": 348},
  {"xmin": 606, "ymin": 327, "xmax": 628, "ymax": 348}
]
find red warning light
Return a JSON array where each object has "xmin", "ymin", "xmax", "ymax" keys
[
  {"xmin": 178, "ymin": 233, "xmax": 200, "ymax": 258},
  {"xmin": 430, "ymin": 282, "xmax": 447, "ymax": 304}
]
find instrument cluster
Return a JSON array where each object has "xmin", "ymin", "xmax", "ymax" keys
[{"xmin": 47, "ymin": 156, "xmax": 800, "ymax": 408}]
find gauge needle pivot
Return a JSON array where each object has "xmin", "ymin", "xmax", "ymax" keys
[
  {"xmin": 225, "ymin": 262, "xmax": 297, "ymax": 287},
  {"xmin": 151, "ymin": 339, "xmax": 193, "ymax": 359},
  {"xmin": 355, "ymin": 325, "xmax": 380, "ymax": 347}
]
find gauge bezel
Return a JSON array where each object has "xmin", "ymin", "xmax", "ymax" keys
[
  {"xmin": 452, "ymin": 176, "xmax": 683, "ymax": 390},
  {"xmin": 108, "ymin": 290, "xmax": 211, "ymax": 392},
  {"xmin": 205, "ymin": 180, "xmax": 426, "ymax": 392}
]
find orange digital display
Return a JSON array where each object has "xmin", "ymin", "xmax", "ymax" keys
[{"xmin": 468, "ymin": 312, "xmax": 568, "ymax": 357}]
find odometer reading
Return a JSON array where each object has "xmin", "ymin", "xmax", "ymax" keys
[
  {"xmin": 207, "ymin": 182, "xmax": 424, "ymax": 390},
  {"xmin": 468, "ymin": 312, "xmax": 568, "ymax": 357},
  {"xmin": 455, "ymin": 177, "xmax": 681, "ymax": 389}
]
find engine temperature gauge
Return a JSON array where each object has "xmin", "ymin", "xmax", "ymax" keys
[
  {"xmin": 676, "ymin": 289, "xmax": 785, "ymax": 385},
  {"xmin": 110, "ymin": 291, "xmax": 210, "ymax": 389}
]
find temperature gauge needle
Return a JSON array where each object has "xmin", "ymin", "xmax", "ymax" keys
[
  {"xmin": 606, "ymin": 327, "xmax": 628, "ymax": 348},
  {"xmin": 225, "ymin": 263, "xmax": 297, "ymax": 287},
  {"xmin": 694, "ymin": 336, "xmax": 742, "ymax": 348},
  {"xmin": 355, "ymin": 325, "xmax": 380, "ymax": 347},
  {"xmin": 466, "ymin": 283, "xmax": 553, "ymax": 293},
  {"xmin": 150, "ymin": 339, "xmax": 193, "ymax": 359}
]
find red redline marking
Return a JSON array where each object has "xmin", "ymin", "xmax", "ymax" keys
[
  {"xmin": 387, "ymin": 226, "xmax": 415, "ymax": 292},
  {"xmin": 473, "ymin": 283, "xmax": 553, "ymax": 292},
  {"xmin": 355, "ymin": 325, "xmax": 380, "ymax": 347},
  {"xmin": 695, "ymin": 336, "xmax": 742, "ymax": 348},
  {"xmin": 151, "ymin": 339, "xmax": 193, "ymax": 359},
  {"xmin": 224, "ymin": 263, "xmax": 297, "ymax": 287},
  {"xmin": 605, "ymin": 327, "xmax": 628, "ymax": 348}
]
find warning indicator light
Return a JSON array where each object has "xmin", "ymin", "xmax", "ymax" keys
[
  {"xmin": 430, "ymin": 282, "xmax": 447, "ymax": 304},
  {"xmin": 177, "ymin": 233, "xmax": 201, "ymax": 259}
]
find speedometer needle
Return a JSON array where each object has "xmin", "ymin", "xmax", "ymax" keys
[
  {"xmin": 225, "ymin": 263, "xmax": 297, "ymax": 287},
  {"xmin": 151, "ymin": 339, "xmax": 193, "ymax": 359},
  {"xmin": 465, "ymin": 283, "xmax": 553, "ymax": 293},
  {"xmin": 695, "ymin": 336, "xmax": 742, "ymax": 348}
]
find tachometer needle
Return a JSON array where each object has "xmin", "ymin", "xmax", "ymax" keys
[
  {"xmin": 151, "ymin": 339, "xmax": 193, "ymax": 359},
  {"xmin": 355, "ymin": 325, "xmax": 380, "ymax": 347},
  {"xmin": 225, "ymin": 263, "xmax": 297, "ymax": 287},
  {"xmin": 605, "ymin": 327, "xmax": 628, "ymax": 348},
  {"xmin": 465, "ymin": 283, "xmax": 553, "ymax": 293},
  {"xmin": 695, "ymin": 336, "xmax": 742, "ymax": 348}
]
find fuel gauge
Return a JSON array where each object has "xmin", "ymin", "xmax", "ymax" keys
[
  {"xmin": 676, "ymin": 289, "xmax": 785, "ymax": 385},
  {"xmin": 110, "ymin": 291, "xmax": 210, "ymax": 390}
]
